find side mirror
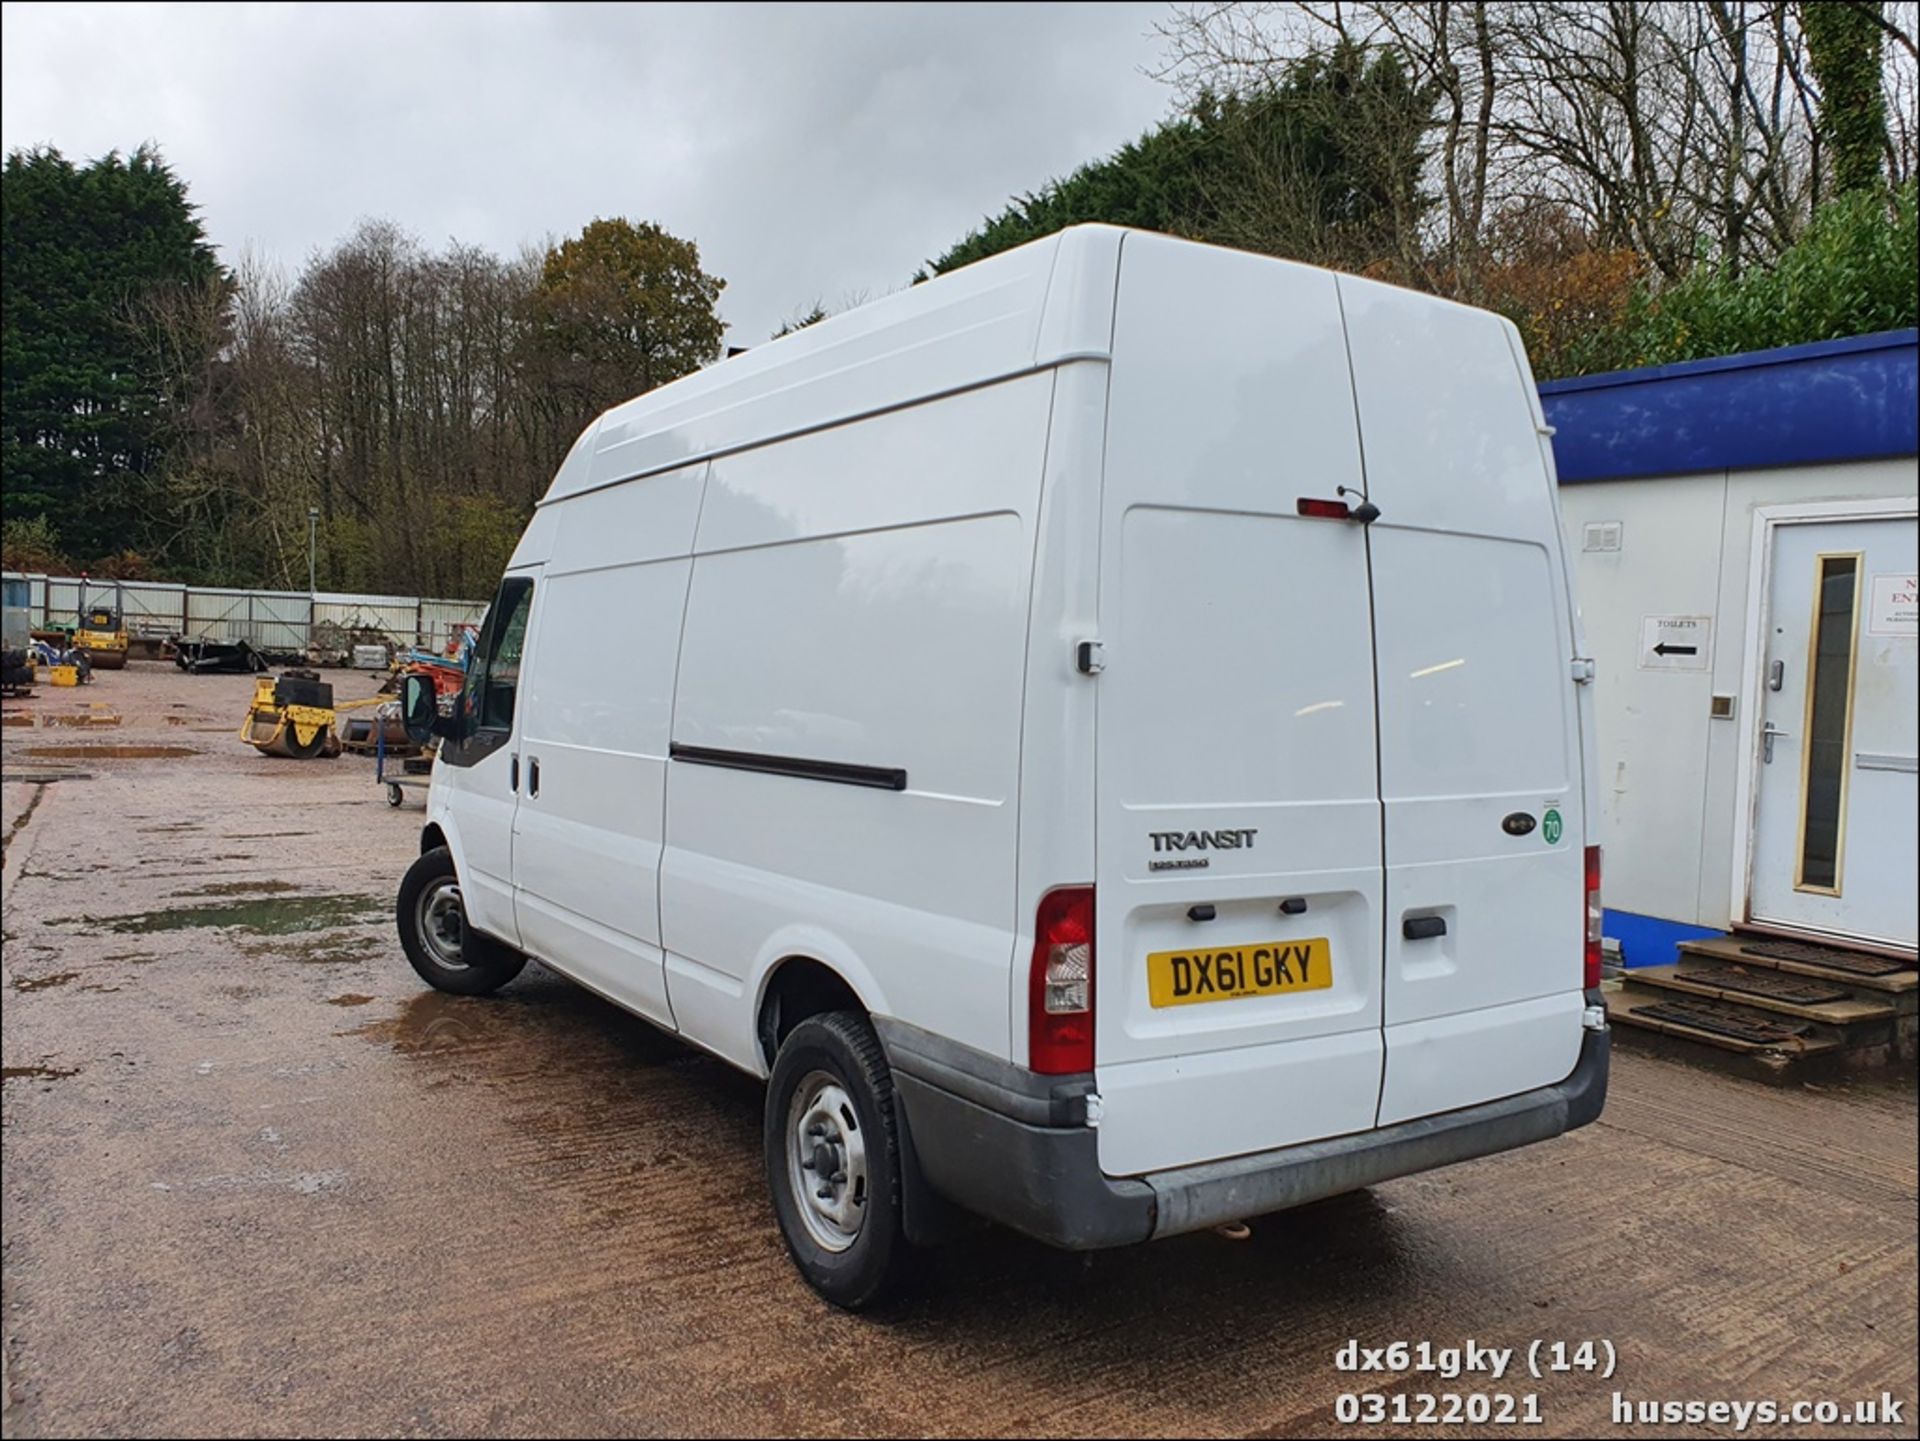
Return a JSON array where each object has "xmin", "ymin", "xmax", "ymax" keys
[{"xmin": 401, "ymin": 674, "xmax": 438, "ymax": 745}]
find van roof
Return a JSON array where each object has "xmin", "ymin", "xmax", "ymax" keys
[{"xmin": 541, "ymin": 225, "xmax": 1130, "ymax": 505}]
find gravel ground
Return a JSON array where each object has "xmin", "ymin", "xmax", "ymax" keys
[{"xmin": 2, "ymin": 662, "xmax": 1916, "ymax": 1438}]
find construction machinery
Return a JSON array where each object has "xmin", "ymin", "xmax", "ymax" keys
[
  {"xmin": 2, "ymin": 648, "xmax": 34, "ymax": 696},
  {"xmin": 71, "ymin": 602, "xmax": 129, "ymax": 670},
  {"xmin": 240, "ymin": 670, "xmax": 387, "ymax": 759}
]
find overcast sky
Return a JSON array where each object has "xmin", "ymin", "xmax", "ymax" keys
[{"xmin": 2, "ymin": 1, "xmax": 1174, "ymax": 343}]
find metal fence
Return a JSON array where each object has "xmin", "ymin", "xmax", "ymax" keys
[{"xmin": 3, "ymin": 572, "xmax": 487, "ymax": 656}]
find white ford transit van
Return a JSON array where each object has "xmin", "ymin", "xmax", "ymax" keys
[{"xmin": 395, "ymin": 225, "xmax": 1609, "ymax": 1310}]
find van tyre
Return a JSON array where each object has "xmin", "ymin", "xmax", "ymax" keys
[
  {"xmin": 765, "ymin": 1011, "xmax": 913, "ymax": 1311},
  {"xmin": 396, "ymin": 846, "xmax": 527, "ymax": 996}
]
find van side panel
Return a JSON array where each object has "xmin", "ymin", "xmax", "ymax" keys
[
  {"xmin": 660, "ymin": 376, "xmax": 1053, "ymax": 1069},
  {"xmin": 574, "ymin": 239, "xmax": 1067, "ymax": 501},
  {"xmin": 1093, "ymin": 234, "xmax": 1387, "ymax": 1178},
  {"xmin": 1335, "ymin": 278, "xmax": 1588, "ymax": 1125},
  {"xmin": 509, "ymin": 463, "xmax": 708, "ymax": 1030}
]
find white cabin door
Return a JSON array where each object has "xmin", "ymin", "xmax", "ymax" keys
[{"xmin": 1748, "ymin": 513, "xmax": 1918, "ymax": 949}]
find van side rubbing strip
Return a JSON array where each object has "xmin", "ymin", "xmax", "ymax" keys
[{"xmin": 668, "ymin": 743, "xmax": 908, "ymax": 792}]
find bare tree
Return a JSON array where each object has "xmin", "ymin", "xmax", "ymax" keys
[{"xmin": 1155, "ymin": 1, "xmax": 1918, "ymax": 291}]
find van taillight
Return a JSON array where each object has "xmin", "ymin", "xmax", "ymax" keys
[
  {"xmin": 1584, "ymin": 845, "xmax": 1603, "ymax": 990},
  {"xmin": 1029, "ymin": 886, "xmax": 1094, "ymax": 1075}
]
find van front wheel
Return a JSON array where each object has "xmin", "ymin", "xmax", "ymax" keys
[
  {"xmin": 765, "ymin": 1011, "xmax": 913, "ymax": 1310},
  {"xmin": 396, "ymin": 846, "xmax": 526, "ymax": 995}
]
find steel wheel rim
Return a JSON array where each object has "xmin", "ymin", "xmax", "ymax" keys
[
  {"xmin": 416, "ymin": 879, "xmax": 468, "ymax": 970},
  {"xmin": 786, "ymin": 1071, "xmax": 868, "ymax": 1253}
]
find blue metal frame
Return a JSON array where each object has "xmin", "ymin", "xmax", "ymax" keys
[
  {"xmin": 1603, "ymin": 908, "xmax": 1727, "ymax": 971},
  {"xmin": 1541, "ymin": 329, "xmax": 1918, "ymax": 482}
]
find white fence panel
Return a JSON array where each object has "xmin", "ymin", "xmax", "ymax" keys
[
  {"xmin": 3, "ymin": 572, "xmax": 482, "ymax": 655},
  {"xmin": 250, "ymin": 592, "xmax": 314, "ymax": 651},
  {"xmin": 417, "ymin": 598, "xmax": 488, "ymax": 655},
  {"xmin": 118, "ymin": 582, "xmax": 191, "ymax": 637},
  {"xmin": 45, "ymin": 579, "xmax": 81, "ymax": 624},
  {"xmin": 184, "ymin": 587, "xmax": 313, "ymax": 648},
  {"xmin": 313, "ymin": 592, "xmax": 418, "ymax": 648}
]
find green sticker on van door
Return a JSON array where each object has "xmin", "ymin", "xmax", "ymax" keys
[{"xmin": 1542, "ymin": 807, "xmax": 1563, "ymax": 845}]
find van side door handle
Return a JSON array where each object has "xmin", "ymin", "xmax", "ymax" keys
[
  {"xmin": 527, "ymin": 756, "xmax": 540, "ymax": 797},
  {"xmin": 510, "ymin": 754, "xmax": 519, "ymax": 792},
  {"xmin": 1403, "ymin": 915, "xmax": 1447, "ymax": 940}
]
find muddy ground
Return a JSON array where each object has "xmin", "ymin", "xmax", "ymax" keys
[{"xmin": 2, "ymin": 663, "xmax": 1916, "ymax": 1438}]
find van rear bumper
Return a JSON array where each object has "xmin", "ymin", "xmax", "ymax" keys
[{"xmin": 879, "ymin": 1007, "xmax": 1609, "ymax": 1252}]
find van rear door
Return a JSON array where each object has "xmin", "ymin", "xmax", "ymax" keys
[
  {"xmin": 1336, "ymin": 278, "xmax": 1588, "ymax": 1125},
  {"xmin": 1091, "ymin": 235, "xmax": 1385, "ymax": 1179}
]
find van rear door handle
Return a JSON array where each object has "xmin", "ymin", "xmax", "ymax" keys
[
  {"xmin": 509, "ymin": 754, "xmax": 519, "ymax": 792},
  {"xmin": 1403, "ymin": 915, "xmax": 1447, "ymax": 940}
]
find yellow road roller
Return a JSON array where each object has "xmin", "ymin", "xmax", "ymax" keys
[
  {"xmin": 72, "ymin": 603, "xmax": 129, "ymax": 670},
  {"xmin": 240, "ymin": 671, "xmax": 384, "ymax": 759}
]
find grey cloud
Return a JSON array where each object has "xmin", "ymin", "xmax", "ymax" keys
[{"xmin": 1, "ymin": 1, "xmax": 1172, "ymax": 342}]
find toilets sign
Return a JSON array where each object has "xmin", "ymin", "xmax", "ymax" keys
[{"xmin": 1639, "ymin": 615, "xmax": 1712, "ymax": 672}]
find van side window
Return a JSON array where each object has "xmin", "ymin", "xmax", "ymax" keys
[{"xmin": 467, "ymin": 577, "xmax": 535, "ymax": 732}]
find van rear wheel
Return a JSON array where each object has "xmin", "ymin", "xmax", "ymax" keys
[
  {"xmin": 396, "ymin": 846, "xmax": 526, "ymax": 996},
  {"xmin": 765, "ymin": 1011, "xmax": 913, "ymax": 1311}
]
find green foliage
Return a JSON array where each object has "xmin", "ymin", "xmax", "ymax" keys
[
  {"xmin": 772, "ymin": 302, "xmax": 830, "ymax": 339},
  {"xmin": 1, "ymin": 513, "xmax": 67, "ymax": 573},
  {"xmin": 532, "ymin": 218, "xmax": 726, "ymax": 401},
  {"xmin": 1, "ymin": 145, "xmax": 224, "ymax": 563},
  {"xmin": 1600, "ymin": 183, "xmax": 1918, "ymax": 375},
  {"xmin": 1802, "ymin": 1, "xmax": 1888, "ymax": 197},
  {"xmin": 441, "ymin": 495, "xmax": 527, "ymax": 597},
  {"xmin": 926, "ymin": 43, "xmax": 1434, "ymax": 278}
]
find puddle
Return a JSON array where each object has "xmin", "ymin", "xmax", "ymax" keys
[
  {"xmin": 173, "ymin": 879, "xmax": 304, "ymax": 899},
  {"xmin": 11, "ymin": 972, "xmax": 79, "ymax": 992},
  {"xmin": 327, "ymin": 993, "xmax": 376, "ymax": 1007},
  {"xmin": 229, "ymin": 831, "xmax": 316, "ymax": 840},
  {"xmin": 253, "ymin": 933, "xmax": 382, "ymax": 966},
  {"xmin": 78, "ymin": 893, "xmax": 385, "ymax": 936},
  {"xmin": 141, "ymin": 822, "xmax": 202, "ymax": 834},
  {"xmin": 25, "ymin": 745, "xmax": 193, "ymax": 760},
  {"xmin": 2, "ymin": 1064, "xmax": 79, "ymax": 1083},
  {"xmin": 350, "ymin": 990, "xmax": 511, "ymax": 1055}
]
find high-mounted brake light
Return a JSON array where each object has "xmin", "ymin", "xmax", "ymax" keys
[
  {"xmin": 1029, "ymin": 886, "xmax": 1094, "ymax": 1075},
  {"xmin": 1296, "ymin": 497, "xmax": 1352, "ymax": 520},
  {"xmin": 1584, "ymin": 845, "xmax": 1604, "ymax": 990}
]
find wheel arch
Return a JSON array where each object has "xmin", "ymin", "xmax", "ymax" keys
[{"xmin": 750, "ymin": 933, "xmax": 890, "ymax": 1074}]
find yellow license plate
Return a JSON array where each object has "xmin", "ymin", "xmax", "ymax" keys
[{"xmin": 1147, "ymin": 939, "xmax": 1333, "ymax": 1008}]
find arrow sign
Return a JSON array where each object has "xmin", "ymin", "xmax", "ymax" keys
[{"xmin": 1640, "ymin": 615, "xmax": 1712, "ymax": 672}]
